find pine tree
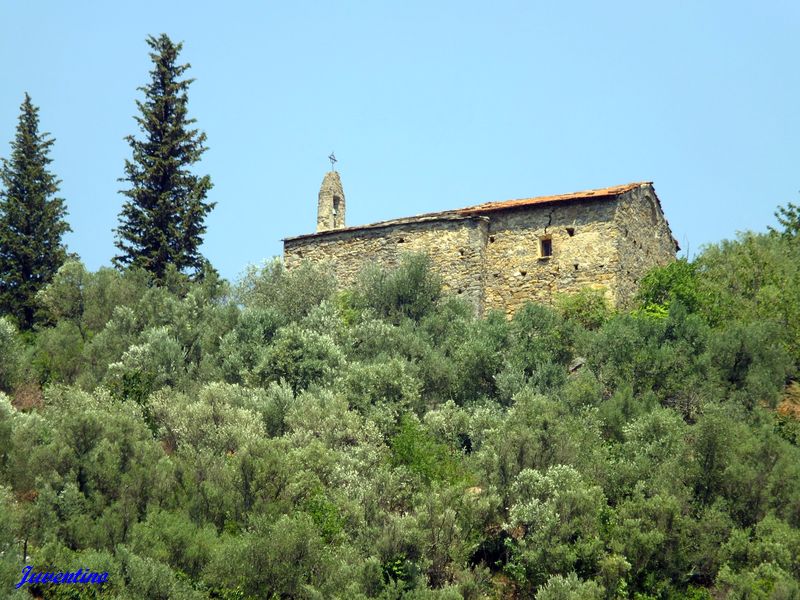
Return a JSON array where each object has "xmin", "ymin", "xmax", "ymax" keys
[
  {"xmin": 771, "ymin": 199, "xmax": 800, "ymax": 238},
  {"xmin": 0, "ymin": 94, "xmax": 71, "ymax": 330},
  {"xmin": 114, "ymin": 33, "xmax": 214, "ymax": 279}
]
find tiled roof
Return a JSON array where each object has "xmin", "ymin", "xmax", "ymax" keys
[
  {"xmin": 284, "ymin": 181, "xmax": 653, "ymax": 242},
  {"xmin": 457, "ymin": 182, "xmax": 650, "ymax": 215}
]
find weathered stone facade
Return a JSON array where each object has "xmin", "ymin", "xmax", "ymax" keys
[
  {"xmin": 316, "ymin": 171, "xmax": 345, "ymax": 232},
  {"xmin": 284, "ymin": 175, "xmax": 677, "ymax": 316}
]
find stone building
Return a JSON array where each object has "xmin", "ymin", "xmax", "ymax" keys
[{"xmin": 283, "ymin": 172, "xmax": 678, "ymax": 316}]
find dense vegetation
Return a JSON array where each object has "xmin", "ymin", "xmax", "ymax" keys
[
  {"xmin": 5, "ymin": 28, "xmax": 795, "ymax": 600},
  {"xmin": 0, "ymin": 224, "xmax": 799, "ymax": 599}
]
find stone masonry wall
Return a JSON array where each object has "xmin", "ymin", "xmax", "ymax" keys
[
  {"xmin": 612, "ymin": 186, "xmax": 677, "ymax": 306},
  {"xmin": 482, "ymin": 199, "xmax": 621, "ymax": 316},
  {"xmin": 283, "ymin": 183, "xmax": 676, "ymax": 317},
  {"xmin": 284, "ymin": 216, "xmax": 490, "ymax": 313},
  {"xmin": 317, "ymin": 171, "xmax": 346, "ymax": 232}
]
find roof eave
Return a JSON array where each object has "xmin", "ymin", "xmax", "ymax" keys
[{"xmin": 282, "ymin": 211, "xmax": 478, "ymax": 243}]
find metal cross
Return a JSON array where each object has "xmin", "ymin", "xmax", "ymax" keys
[{"xmin": 328, "ymin": 152, "xmax": 337, "ymax": 171}]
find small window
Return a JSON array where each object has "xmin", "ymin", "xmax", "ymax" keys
[
  {"xmin": 566, "ymin": 227, "xmax": 575, "ymax": 237},
  {"xmin": 332, "ymin": 196, "xmax": 340, "ymax": 217},
  {"xmin": 539, "ymin": 237, "xmax": 553, "ymax": 258}
]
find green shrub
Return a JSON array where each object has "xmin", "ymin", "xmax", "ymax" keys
[
  {"xmin": 0, "ymin": 317, "xmax": 21, "ymax": 392},
  {"xmin": 556, "ymin": 287, "xmax": 612, "ymax": 331},
  {"xmin": 255, "ymin": 323, "xmax": 344, "ymax": 393},
  {"xmin": 391, "ymin": 416, "xmax": 463, "ymax": 485},
  {"xmin": 355, "ymin": 253, "xmax": 442, "ymax": 323},
  {"xmin": 237, "ymin": 259, "xmax": 335, "ymax": 322}
]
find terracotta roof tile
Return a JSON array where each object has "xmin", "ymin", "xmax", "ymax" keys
[
  {"xmin": 284, "ymin": 181, "xmax": 656, "ymax": 242},
  {"xmin": 457, "ymin": 181, "xmax": 650, "ymax": 215}
]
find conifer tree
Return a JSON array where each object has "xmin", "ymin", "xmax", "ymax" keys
[
  {"xmin": 0, "ymin": 94, "xmax": 70, "ymax": 330},
  {"xmin": 114, "ymin": 33, "xmax": 214, "ymax": 279},
  {"xmin": 772, "ymin": 199, "xmax": 800, "ymax": 238}
]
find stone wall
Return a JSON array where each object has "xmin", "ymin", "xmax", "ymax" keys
[
  {"xmin": 283, "ymin": 183, "xmax": 676, "ymax": 317},
  {"xmin": 612, "ymin": 186, "xmax": 678, "ymax": 305},
  {"xmin": 482, "ymin": 199, "xmax": 621, "ymax": 315},
  {"xmin": 317, "ymin": 171, "xmax": 346, "ymax": 232},
  {"xmin": 284, "ymin": 215, "xmax": 490, "ymax": 313}
]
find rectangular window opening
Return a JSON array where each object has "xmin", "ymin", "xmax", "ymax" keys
[{"xmin": 539, "ymin": 237, "xmax": 553, "ymax": 258}]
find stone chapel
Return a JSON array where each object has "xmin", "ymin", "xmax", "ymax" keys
[{"xmin": 283, "ymin": 172, "xmax": 678, "ymax": 315}]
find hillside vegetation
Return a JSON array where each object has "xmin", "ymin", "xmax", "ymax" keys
[{"xmin": 1, "ymin": 229, "xmax": 800, "ymax": 599}]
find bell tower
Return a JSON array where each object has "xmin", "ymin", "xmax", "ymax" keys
[{"xmin": 317, "ymin": 171, "xmax": 345, "ymax": 233}]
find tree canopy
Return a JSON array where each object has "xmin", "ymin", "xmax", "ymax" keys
[
  {"xmin": 0, "ymin": 237, "xmax": 799, "ymax": 598},
  {"xmin": 0, "ymin": 94, "xmax": 70, "ymax": 330},
  {"xmin": 2, "ymin": 49, "xmax": 800, "ymax": 596},
  {"xmin": 114, "ymin": 33, "xmax": 214, "ymax": 280}
]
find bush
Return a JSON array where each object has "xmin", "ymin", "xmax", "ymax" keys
[
  {"xmin": 497, "ymin": 303, "xmax": 573, "ymax": 400},
  {"xmin": 255, "ymin": 323, "xmax": 345, "ymax": 393},
  {"xmin": 556, "ymin": 287, "xmax": 612, "ymax": 331},
  {"xmin": 535, "ymin": 572, "xmax": 605, "ymax": 600},
  {"xmin": 637, "ymin": 259, "xmax": 704, "ymax": 315},
  {"xmin": 106, "ymin": 326, "xmax": 187, "ymax": 403},
  {"xmin": 205, "ymin": 513, "xmax": 337, "ymax": 598},
  {"xmin": 340, "ymin": 357, "xmax": 423, "ymax": 416},
  {"xmin": 218, "ymin": 307, "xmax": 284, "ymax": 383},
  {"xmin": 391, "ymin": 416, "xmax": 464, "ymax": 485},
  {"xmin": 237, "ymin": 259, "xmax": 335, "ymax": 322},
  {"xmin": 0, "ymin": 317, "xmax": 21, "ymax": 392},
  {"xmin": 355, "ymin": 253, "xmax": 442, "ymax": 323},
  {"xmin": 707, "ymin": 321, "xmax": 792, "ymax": 410}
]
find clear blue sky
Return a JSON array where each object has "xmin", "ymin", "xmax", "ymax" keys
[{"xmin": 1, "ymin": 1, "xmax": 798, "ymax": 281}]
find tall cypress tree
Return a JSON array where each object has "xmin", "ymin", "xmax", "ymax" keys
[
  {"xmin": 114, "ymin": 33, "xmax": 214, "ymax": 279},
  {"xmin": 0, "ymin": 94, "xmax": 71, "ymax": 330}
]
